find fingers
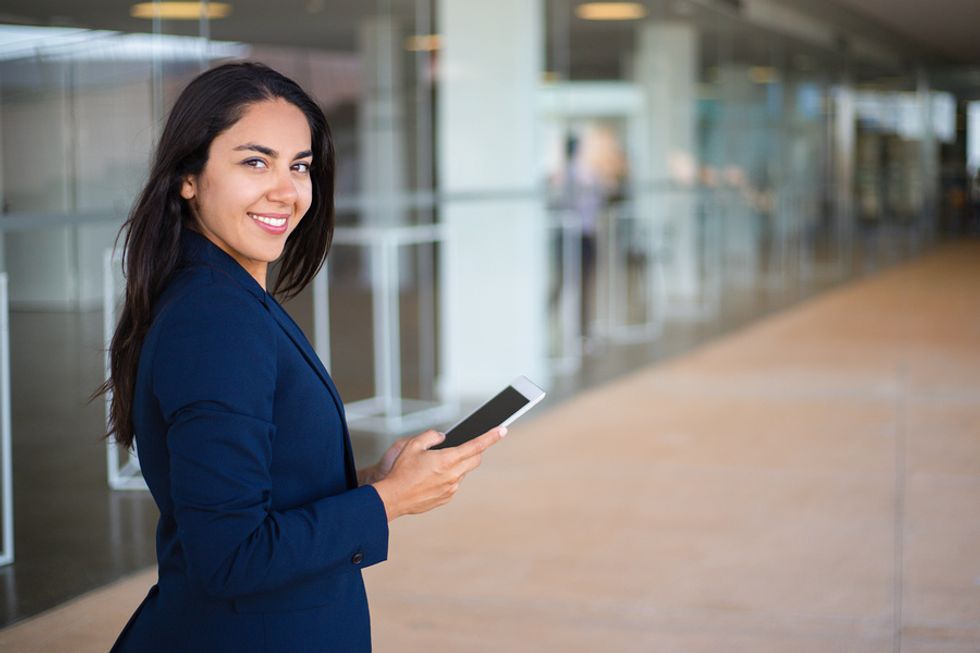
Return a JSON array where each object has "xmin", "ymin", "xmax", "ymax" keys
[
  {"xmin": 453, "ymin": 451, "xmax": 484, "ymax": 478},
  {"xmin": 451, "ymin": 426, "xmax": 506, "ymax": 462},
  {"xmin": 413, "ymin": 429, "xmax": 446, "ymax": 450},
  {"xmin": 383, "ymin": 426, "xmax": 505, "ymax": 518}
]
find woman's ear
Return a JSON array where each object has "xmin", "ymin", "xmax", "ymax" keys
[{"xmin": 180, "ymin": 175, "xmax": 196, "ymax": 201}]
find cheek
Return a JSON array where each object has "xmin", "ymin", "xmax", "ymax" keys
[
  {"xmin": 299, "ymin": 182, "xmax": 314, "ymax": 214},
  {"xmin": 230, "ymin": 174, "xmax": 267, "ymax": 208},
  {"xmin": 200, "ymin": 172, "xmax": 255, "ymax": 217}
]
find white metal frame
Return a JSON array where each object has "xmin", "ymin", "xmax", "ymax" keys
[
  {"xmin": 103, "ymin": 248, "xmax": 147, "ymax": 491},
  {"xmin": 539, "ymin": 82, "xmax": 656, "ymax": 360},
  {"xmin": 546, "ymin": 207, "xmax": 585, "ymax": 376},
  {"xmin": 661, "ymin": 187, "xmax": 724, "ymax": 323},
  {"xmin": 322, "ymin": 224, "xmax": 457, "ymax": 434},
  {"xmin": 0, "ymin": 274, "xmax": 14, "ymax": 565},
  {"xmin": 597, "ymin": 202, "xmax": 668, "ymax": 343},
  {"xmin": 697, "ymin": 189, "xmax": 725, "ymax": 319},
  {"xmin": 538, "ymin": 82, "xmax": 675, "ymax": 347}
]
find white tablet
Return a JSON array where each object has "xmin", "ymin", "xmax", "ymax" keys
[{"xmin": 431, "ymin": 376, "xmax": 546, "ymax": 450}]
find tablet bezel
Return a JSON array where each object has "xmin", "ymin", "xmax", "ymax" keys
[{"xmin": 442, "ymin": 375, "xmax": 546, "ymax": 439}]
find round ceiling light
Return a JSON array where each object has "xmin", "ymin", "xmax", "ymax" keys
[
  {"xmin": 130, "ymin": 2, "xmax": 232, "ymax": 20},
  {"xmin": 576, "ymin": 2, "xmax": 647, "ymax": 21}
]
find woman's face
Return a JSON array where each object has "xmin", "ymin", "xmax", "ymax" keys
[{"xmin": 180, "ymin": 98, "xmax": 314, "ymax": 289}]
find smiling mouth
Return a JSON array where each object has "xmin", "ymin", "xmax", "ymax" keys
[{"xmin": 248, "ymin": 212, "xmax": 288, "ymax": 228}]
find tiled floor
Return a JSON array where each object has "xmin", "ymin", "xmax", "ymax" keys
[{"xmin": 1, "ymin": 238, "xmax": 977, "ymax": 651}]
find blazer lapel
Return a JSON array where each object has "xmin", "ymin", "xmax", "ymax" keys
[
  {"xmin": 266, "ymin": 300, "xmax": 359, "ymax": 488},
  {"xmin": 267, "ymin": 301, "xmax": 342, "ymax": 410}
]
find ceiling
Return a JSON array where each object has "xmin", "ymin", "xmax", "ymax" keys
[
  {"xmin": 0, "ymin": 0, "xmax": 423, "ymax": 53},
  {"xmin": 0, "ymin": 0, "xmax": 977, "ymax": 82},
  {"xmin": 828, "ymin": 0, "xmax": 980, "ymax": 64}
]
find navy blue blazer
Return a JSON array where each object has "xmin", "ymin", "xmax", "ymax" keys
[{"xmin": 110, "ymin": 228, "xmax": 389, "ymax": 653}]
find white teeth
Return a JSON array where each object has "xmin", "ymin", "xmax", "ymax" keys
[{"xmin": 249, "ymin": 213, "xmax": 286, "ymax": 227}]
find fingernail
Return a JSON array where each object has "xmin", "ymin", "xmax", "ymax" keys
[{"xmin": 499, "ymin": 427, "xmax": 508, "ymax": 437}]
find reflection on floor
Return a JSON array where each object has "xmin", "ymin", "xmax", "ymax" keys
[
  {"xmin": 0, "ymin": 307, "xmax": 159, "ymax": 627},
  {"xmin": 0, "ymin": 233, "xmax": 949, "ymax": 632}
]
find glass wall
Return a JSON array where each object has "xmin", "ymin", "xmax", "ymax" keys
[{"xmin": 532, "ymin": 1, "xmax": 960, "ymax": 395}]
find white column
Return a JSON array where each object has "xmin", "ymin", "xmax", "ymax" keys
[
  {"xmin": 777, "ymin": 75, "xmax": 812, "ymax": 277},
  {"xmin": 437, "ymin": 0, "xmax": 547, "ymax": 400},
  {"xmin": 832, "ymin": 78, "xmax": 856, "ymax": 270},
  {"xmin": 916, "ymin": 69, "xmax": 939, "ymax": 242},
  {"xmin": 632, "ymin": 22, "xmax": 700, "ymax": 304},
  {"xmin": 358, "ymin": 14, "xmax": 408, "ymax": 228}
]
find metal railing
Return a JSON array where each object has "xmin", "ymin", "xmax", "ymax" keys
[
  {"xmin": 103, "ymin": 248, "xmax": 146, "ymax": 490},
  {"xmin": 325, "ymin": 223, "xmax": 458, "ymax": 433}
]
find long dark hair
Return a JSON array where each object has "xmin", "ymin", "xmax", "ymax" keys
[{"xmin": 91, "ymin": 61, "xmax": 336, "ymax": 450}]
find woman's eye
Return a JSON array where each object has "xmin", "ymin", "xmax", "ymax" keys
[
  {"xmin": 244, "ymin": 158, "xmax": 267, "ymax": 169},
  {"xmin": 293, "ymin": 162, "xmax": 311, "ymax": 173}
]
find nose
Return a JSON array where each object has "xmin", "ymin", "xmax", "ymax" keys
[{"xmin": 266, "ymin": 165, "xmax": 299, "ymax": 206}]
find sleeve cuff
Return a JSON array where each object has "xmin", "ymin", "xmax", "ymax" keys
[{"xmin": 349, "ymin": 484, "xmax": 389, "ymax": 569}]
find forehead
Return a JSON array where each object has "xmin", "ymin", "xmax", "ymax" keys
[{"xmin": 214, "ymin": 98, "xmax": 312, "ymax": 151}]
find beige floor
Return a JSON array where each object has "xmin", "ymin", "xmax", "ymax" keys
[{"xmin": 4, "ymin": 241, "xmax": 979, "ymax": 652}]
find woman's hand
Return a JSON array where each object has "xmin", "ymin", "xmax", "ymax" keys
[
  {"xmin": 357, "ymin": 436, "xmax": 410, "ymax": 486},
  {"xmin": 370, "ymin": 427, "xmax": 506, "ymax": 522}
]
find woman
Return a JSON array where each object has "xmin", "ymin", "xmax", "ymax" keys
[{"xmin": 94, "ymin": 62, "xmax": 504, "ymax": 652}]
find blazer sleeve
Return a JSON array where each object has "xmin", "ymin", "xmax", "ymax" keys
[{"xmin": 151, "ymin": 282, "xmax": 388, "ymax": 601}]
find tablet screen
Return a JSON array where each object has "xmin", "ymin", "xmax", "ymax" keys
[{"xmin": 434, "ymin": 386, "xmax": 530, "ymax": 449}]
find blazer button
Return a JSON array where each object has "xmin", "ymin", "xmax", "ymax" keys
[{"xmin": 351, "ymin": 552, "xmax": 364, "ymax": 564}]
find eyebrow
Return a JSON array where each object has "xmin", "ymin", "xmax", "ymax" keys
[{"xmin": 233, "ymin": 143, "xmax": 313, "ymax": 160}]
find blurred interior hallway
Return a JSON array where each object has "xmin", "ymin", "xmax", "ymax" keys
[{"xmin": 3, "ymin": 237, "xmax": 979, "ymax": 652}]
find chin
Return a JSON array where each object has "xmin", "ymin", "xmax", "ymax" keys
[{"xmin": 255, "ymin": 244, "xmax": 286, "ymax": 262}]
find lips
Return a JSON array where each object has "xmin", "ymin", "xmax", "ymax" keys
[{"xmin": 248, "ymin": 212, "xmax": 289, "ymax": 234}]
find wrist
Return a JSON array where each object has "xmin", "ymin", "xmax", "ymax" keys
[
  {"xmin": 357, "ymin": 463, "xmax": 379, "ymax": 487},
  {"xmin": 371, "ymin": 478, "xmax": 401, "ymax": 522}
]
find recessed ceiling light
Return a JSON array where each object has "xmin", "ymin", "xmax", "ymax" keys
[
  {"xmin": 405, "ymin": 34, "xmax": 440, "ymax": 52},
  {"xmin": 130, "ymin": 2, "xmax": 232, "ymax": 20},
  {"xmin": 576, "ymin": 2, "xmax": 647, "ymax": 21}
]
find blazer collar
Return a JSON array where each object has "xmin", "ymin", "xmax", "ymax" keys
[
  {"xmin": 179, "ymin": 228, "xmax": 268, "ymax": 306},
  {"xmin": 179, "ymin": 228, "xmax": 358, "ymax": 487}
]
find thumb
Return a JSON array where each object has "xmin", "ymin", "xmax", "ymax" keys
[{"xmin": 415, "ymin": 429, "xmax": 447, "ymax": 450}]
